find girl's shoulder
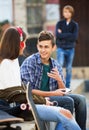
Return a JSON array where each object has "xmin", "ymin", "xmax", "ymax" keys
[{"xmin": 0, "ymin": 59, "xmax": 18, "ymax": 67}]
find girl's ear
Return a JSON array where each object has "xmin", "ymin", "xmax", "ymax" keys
[{"xmin": 52, "ymin": 44, "xmax": 57, "ymax": 52}]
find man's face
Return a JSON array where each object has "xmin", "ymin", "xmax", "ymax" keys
[
  {"xmin": 37, "ymin": 40, "xmax": 54, "ymax": 60},
  {"xmin": 63, "ymin": 9, "xmax": 72, "ymax": 19}
]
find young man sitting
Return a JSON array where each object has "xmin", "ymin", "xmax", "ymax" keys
[{"xmin": 21, "ymin": 31, "xmax": 86, "ymax": 130}]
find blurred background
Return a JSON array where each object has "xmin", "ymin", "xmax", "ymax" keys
[
  {"xmin": 0, "ymin": 0, "xmax": 89, "ymax": 129},
  {"xmin": 0, "ymin": 0, "xmax": 89, "ymax": 79}
]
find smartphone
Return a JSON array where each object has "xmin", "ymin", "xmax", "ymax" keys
[{"xmin": 62, "ymin": 88, "xmax": 72, "ymax": 93}]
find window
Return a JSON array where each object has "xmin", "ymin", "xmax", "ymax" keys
[{"xmin": 26, "ymin": 0, "xmax": 45, "ymax": 37}]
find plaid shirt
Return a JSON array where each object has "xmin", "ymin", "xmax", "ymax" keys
[{"xmin": 20, "ymin": 53, "xmax": 65, "ymax": 91}]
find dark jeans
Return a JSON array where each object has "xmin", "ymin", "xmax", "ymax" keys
[
  {"xmin": 57, "ymin": 48, "xmax": 75, "ymax": 88},
  {"xmin": 50, "ymin": 95, "xmax": 74, "ymax": 113},
  {"xmin": 50, "ymin": 94, "xmax": 86, "ymax": 130},
  {"xmin": 69, "ymin": 94, "xmax": 86, "ymax": 130}
]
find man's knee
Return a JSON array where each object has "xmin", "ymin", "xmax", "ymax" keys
[
  {"xmin": 69, "ymin": 94, "xmax": 86, "ymax": 109},
  {"xmin": 74, "ymin": 94, "xmax": 86, "ymax": 104},
  {"xmin": 78, "ymin": 95, "xmax": 86, "ymax": 106}
]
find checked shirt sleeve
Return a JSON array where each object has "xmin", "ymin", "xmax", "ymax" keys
[{"xmin": 20, "ymin": 57, "xmax": 36, "ymax": 89}]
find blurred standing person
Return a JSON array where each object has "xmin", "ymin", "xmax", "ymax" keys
[{"xmin": 56, "ymin": 5, "xmax": 79, "ymax": 88}]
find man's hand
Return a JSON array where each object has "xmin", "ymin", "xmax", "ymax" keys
[
  {"xmin": 58, "ymin": 29, "xmax": 62, "ymax": 33},
  {"xmin": 53, "ymin": 89, "xmax": 66, "ymax": 96},
  {"xmin": 47, "ymin": 68, "xmax": 66, "ymax": 89},
  {"xmin": 47, "ymin": 68, "xmax": 62, "ymax": 82}
]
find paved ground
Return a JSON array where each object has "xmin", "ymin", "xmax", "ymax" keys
[{"xmin": 12, "ymin": 121, "xmax": 35, "ymax": 130}]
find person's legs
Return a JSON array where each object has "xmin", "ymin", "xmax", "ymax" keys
[
  {"xmin": 68, "ymin": 94, "xmax": 86, "ymax": 130},
  {"xmin": 55, "ymin": 123, "xmax": 65, "ymax": 130},
  {"xmin": 36, "ymin": 105, "xmax": 81, "ymax": 130},
  {"xmin": 50, "ymin": 96, "xmax": 74, "ymax": 114},
  {"xmin": 57, "ymin": 48, "xmax": 65, "ymax": 67},
  {"xmin": 65, "ymin": 48, "xmax": 75, "ymax": 88}
]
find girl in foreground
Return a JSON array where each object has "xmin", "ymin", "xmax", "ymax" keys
[{"xmin": 0, "ymin": 27, "xmax": 81, "ymax": 130}]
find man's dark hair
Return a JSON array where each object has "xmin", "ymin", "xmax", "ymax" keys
[{"xmin": 38, "ymin": 31, "xmax": 55, "ymax": 46}]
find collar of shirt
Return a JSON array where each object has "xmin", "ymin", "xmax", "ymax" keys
[{"xmin": 36, "ymin": 52, "xmax": 57, "ymax": 68}]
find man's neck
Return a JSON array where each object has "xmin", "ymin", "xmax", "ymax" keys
[{"xmin": 41, "ymin": 58, "xmax": 50, "ymax": 65}]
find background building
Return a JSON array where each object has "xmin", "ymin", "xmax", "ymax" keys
[
  {"xmin": 0, "ymin": 0, "xmax": 89, "ymax": 78},
  {"xmin": 14, "ymin": 0, "xmax": 60, "ymax": 36}
]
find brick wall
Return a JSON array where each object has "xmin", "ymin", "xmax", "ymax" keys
[{"xmin": 14, "ymin": 0, "xmax": 27, "ymax": 32}]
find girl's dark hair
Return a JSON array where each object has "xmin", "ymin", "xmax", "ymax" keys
[
  {"xmin": 38, "ymin": 31, "xmax": 55, "ymax": 46},
  {"xmin": 0, "ymin": 27, "xmax": 26, "ymax": 62}
]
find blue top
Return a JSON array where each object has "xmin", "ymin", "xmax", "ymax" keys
[
  {"xmin": 56, "ymin": 19, "xmax": 79, "ymax": 49},
  {"xmin": 20, "ymin": 53, "xmax": 65, "ymax": 91}
]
